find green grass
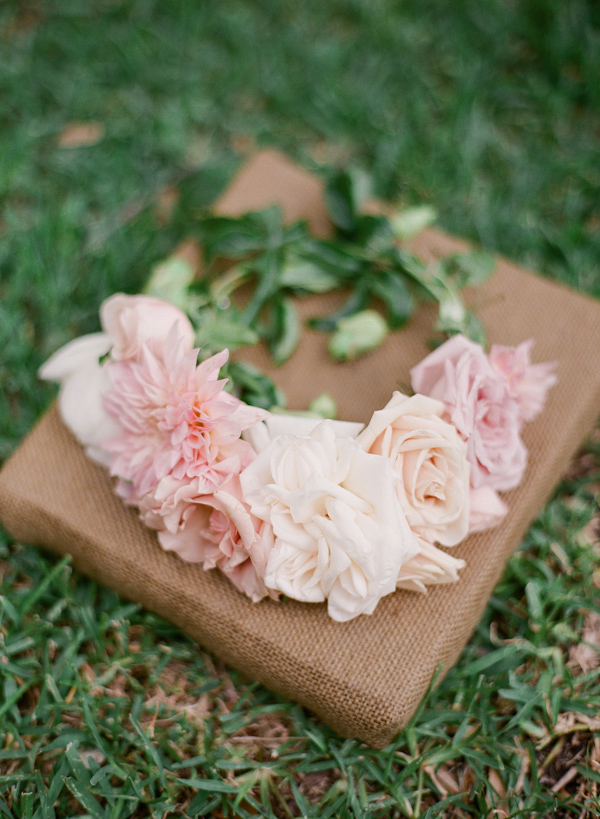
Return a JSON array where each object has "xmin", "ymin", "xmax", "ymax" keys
[{"xmin": 1, "ymin": 1, "xmax": 600, "ymax": 815}]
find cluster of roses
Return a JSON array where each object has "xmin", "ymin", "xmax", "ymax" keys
[{"xmin": 40, "ymin": 295, "xmax": 556, "ymax": 622}]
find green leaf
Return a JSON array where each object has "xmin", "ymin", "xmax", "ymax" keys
[
  {"xmin": 354, "ymin": 213, "xmax": 394, "ymax": 252},
  {"xmin": 441, "ymin": 251, "xmax": 496, "ymax": 289},
  {"xmin": 269, "ymin": 298, "xmax": 301, "ymax": 366},
  {"xmin": 302, "ymin": 240, "xmax": 363, "ymax": 275},
  {"xmin": 370, "ymin": 270, "xmax": 414, "ymax": 329},
  {"xmin": 226, "ymin": 361, "xmax": 286, "ymax": 410},
  {"xmin": 280, "ymin": 259, "xmax": 340, "ymax": 293},
  {"xmin": 325, "ymin": 170, "xmax": 358, "ymax": 234},
  {"xmin": 143, "ymin": 256, "xmax": 195, "ymax": 310},
  {"xmin": 328, "ymin": 309, "xmax": 388, "ymax": 361},
  {"xmin": 389, "ymin": 205, "xmax": 437, "ymax": 240},
  {"xmin": 308, "ymin": 284, "xmax": 370, "ymax": 332},
  {"xmin": 195, "ymin": 318, "xmax": 260, "ymax": 351}
]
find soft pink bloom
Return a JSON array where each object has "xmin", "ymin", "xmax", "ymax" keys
[
  {"xmin": 489, "ymin": 339, "xmax": 557, "ymax": 424},
  {"xmin": 468, "ymin": 485, "xmax": 508, "ymax": 534},
  {"xmin": 140, "ymin": 475, "xmax": 275, "ymax": 603},
  {"xmin": 358, "ymin": 392, "xmax": 470, "ymax": 547},
  {"xmin": 101, "ymin": 293, "xmax": 195, "ymax": 362},
  {"xmin": 103, "ymin": 328, "xmax": 267, "ymax": 502},
  {"xmin": 410, "ymin": 334, "xmax": 527, "ymax": 492},
  {"xmin": 396, "ymin": 529, "xmax": 465, "ymax": 593}
]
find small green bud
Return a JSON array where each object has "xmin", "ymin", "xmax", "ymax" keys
[
  {"xmin": 328, "ymin": 310, "xmax": 388, "ymax": 361},
  {"xmin": 308, "ymin": 393, "xmax": 337, "ymax": 419},
  {"xmin": 143, "ymin": 257, "xmax": 195, "ymax": 310},
  {"xmin": 389, "ymin": 205, "xmax": 437, "ymax": 241}
]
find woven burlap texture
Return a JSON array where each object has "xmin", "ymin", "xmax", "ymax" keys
[{"xmin": 1, "ymin": 151, "xmax": 600, "ymax": 748}]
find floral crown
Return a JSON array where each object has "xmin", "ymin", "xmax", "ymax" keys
[{"xmin": 40, "ymin": 293, "xmax": 556, "ymax": 622}]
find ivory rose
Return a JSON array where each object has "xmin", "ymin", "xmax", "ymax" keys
[
  {"xmin": 396, "ymin": 530, "xmax": 466, "ymax": 593},
  {"xmin": 38, "ymin": 332, "xmax": 120, "ymax": 466},
  {"xmin": 410, "ymin": 334, "xmax": 528, "ymax": 492},
  {"xmin": 240, "ymin": 420, "xmax": 419, "ymax": 621},
  {"xmin": 243, "ymin": 413, "xmax": 364, "ymax": 454},
  {"xmin": 357, "ymin": 392, "xmax": 470, "ymax": 546},
  {"xmin": 100, "ymin": 293, "xmax": 194, "ymax": 362}
]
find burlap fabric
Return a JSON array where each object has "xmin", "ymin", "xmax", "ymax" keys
[{"xmin": 1, "ymin": 151, "xmax": 600, "ymax": 748}]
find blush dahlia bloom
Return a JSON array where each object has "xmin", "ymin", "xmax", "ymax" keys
[{"xmin": 103, "ymin": 328, "xmax": 267, "ymax": 502}]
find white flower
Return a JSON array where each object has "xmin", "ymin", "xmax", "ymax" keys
[
  {"xmin": 100, "ymin": 293, "xmax": 194, "ymax": 362},
  {"xmin": 243, "ymin": 413, "xmax": 364, "ymax": 454},
  {"xmin": 240, "ymin": 420, "xmax": 419, "ymax": 621},
  {"xmin": 38, "ymin": 333, "xmax": 120, "ymax": 465},
  {"xmin": 396, "ymin": 530, "xmax": 465, "ymax": 593},
  {"xmin": 358, "ymin": 392, "xmax": 470, "ymax": 546}
]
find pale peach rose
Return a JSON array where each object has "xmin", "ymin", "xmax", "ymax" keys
[
  {"xmin": 38, "ymin": 332, "xmax": 120, "ymax": 466},
  {"xmin": 240, "ymin": 420, "xmax": 419, "ymax": 621},
  {"xmin": 396, "ymin": 530, "xmax": 465, "ymax": 593},
  {"xmin": 410, "ymin": 334, "xmax": 527, "ymax": 492},
  {"xmin": 468, "ymin": 485, "xmax": 508, "ymax": 534},
  {"xmin": 489, "ymin": 339, "xmax": 557, "ymax": 424},
  {"xmin": 100, "ymin": 293, "xmax": 194, "ymax": 362},
  {"xmin": 357, "ymin": 392, "xmax": 470, "ymax": 546}
]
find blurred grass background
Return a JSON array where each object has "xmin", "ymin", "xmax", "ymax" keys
[{"xmin": 1, "ymin": 1, "xmax": 599, "ymax": 816}]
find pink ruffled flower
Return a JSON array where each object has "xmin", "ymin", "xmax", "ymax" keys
[
  {"xmin": 103, "ymin": 328, "xmax": 267, "ymax": 502},
  {"xmin": 140, "ymin": 475, "xmax": 275, "ymax": 603},
  {"xmin": 410, "ymin": 334, "xmax": 527, "ymax": 492},
  {"xmin": 468, "ymin": 485, "xmax": 508, "ymax": 534},
  {"xmin": 101, "ymin": 293, "xmax": 195, "ymax": 362},
  {"xmin": 489, "ymin": 339, "xmax": 557, "ymax": 425}
]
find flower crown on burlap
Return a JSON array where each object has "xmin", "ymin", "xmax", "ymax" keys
[{"xmin": 40, "ymin": 291, "xmax": 556, "ymax": 622}]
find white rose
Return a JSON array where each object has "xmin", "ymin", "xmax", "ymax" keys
[
  {"xmin": 396, "ymin": 529, "xmax": 465, "ymax": 593},
  {"xmin": 243, "ymin": 413, "xmax": 364, "ymax": 454},
  {"xmin": 38, "ymin": 333, "xmax": 120, "ymax": 466},
  {"xmin": 100, "ymin": 293, "xmax": 194, "ymax": 362},
  {"xmin": 240, "ymin": 420, "xmax": 419, "ymax": 621},
  {"xmin": 357, "ymin": 392, "xmax": 470, "ymax": 547}
]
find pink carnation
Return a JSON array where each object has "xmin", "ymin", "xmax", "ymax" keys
[
  {"xmin": 102, "ymin": 328, "xmax": 267, "ymax": 502},
  {"xmin": 489, "ymin": 339, "xmax": 557, "ymax": 424},
  {"xmin": 410, "ymin": 334, "xmax": 527, "ymax": 492},
  {"xmin": 141, "ymin": 475, "xmax": 275, "ymax": 603}
]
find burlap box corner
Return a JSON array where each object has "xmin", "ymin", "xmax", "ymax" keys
[{"xmin": 1, "ymin": 150, "xmax": 600, "ymax": 748}]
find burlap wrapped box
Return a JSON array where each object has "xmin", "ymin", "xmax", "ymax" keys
[{"xmin": 1, "ymin": 151, "xmax": 600, "ymax": 748}]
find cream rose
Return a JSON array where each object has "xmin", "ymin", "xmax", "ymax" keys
[
  {"xmin": 396, "ymin": 529, "xmax": 466, "ymax": 593},
  {"xmin": 38, "ymin": 332, "xmax": 120, "ymax": 466},
  {"xmin": 357, "ymin": 392, "xmax": 470, "ymax": 547},
  {"xmin": 100, "ymin": 293, "xmax": 194, "ymax": 362},
  {"xmin": 240, "ymin": 420, "xmax": 419, "ymax": 622}
]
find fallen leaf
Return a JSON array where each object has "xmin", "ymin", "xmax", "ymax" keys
[
  {"xmin": 486, "ymin": 769, "xmax": 509, "ymax": 818},
  {"xmin": 58, "ymin": 122, "xmax": 105, "ymax": 148},
  {"xmin": 153, "ymin": 185, "xmax": 179, "ymax": 225},
  {"xmin": 569, "ymin": 612, "xmax": 600, "ymax": 674}
]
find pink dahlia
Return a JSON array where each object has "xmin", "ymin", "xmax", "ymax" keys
[{"xmin": 102, "ymin": 327, "xmax": 267, "ymax": 502}]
